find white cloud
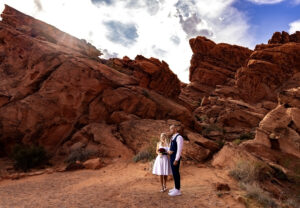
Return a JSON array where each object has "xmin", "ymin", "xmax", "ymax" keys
[
  {"xmin": 289, "ymin": 19, "xmax": 300, "ymax": 33},
  {"xmin": 246, "ymin": 0, "xmax": 285, "ymax": 4},
  {"xmin": 1, "ymin": 0, "xmax": 254, "ymax": 83},
  {"xmin": 292, "ymin": 0, "xmax": 300, "ymax": 5}
]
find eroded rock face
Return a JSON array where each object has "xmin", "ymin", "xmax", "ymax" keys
[
  {"xmin": 189, "ymin": 36, "xmax": 252, "ymax": 85},
  {"xmin": 268, "ymin": 31, "xmax": 300, "ymax": 44},
  {"xmin": 104, "ymin": 55, "xmax": 181, "ymax": 99},
  {"xmin": 180, "ymin": 36, "xmax": 252, "ymax": 110},
  {"xmin": 0, "ymin": 5, "xmax": 197, "ymax": 158},
  {"xmin": 244, "ymin": 87, "xmax": 300, "ymax": 158},
  {"xmin": 181, "ymin": 31, "xmax": 300, "ymax": 143},
  {"xmin": 1, "ymin": 5, "xmax": 101, "ymax": 58},
  {"xmin": 237, "ymin": 32, "xmax": 300, "ymax": 103},
  {"xmin": 193, "ymin": 97, "xmax": 267, "ymax": 141}
]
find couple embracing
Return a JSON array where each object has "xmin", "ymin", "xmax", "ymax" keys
[{"xmin": 152, "ymin": 124, "xmax": 183, "ymax": 196}]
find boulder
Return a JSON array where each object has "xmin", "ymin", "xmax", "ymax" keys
[
  {"xmin": 83, "ymin": 158, "xmax": 102, "ymax": 170},
  {"xmin": 244, "ymin": 87, "xmax": 300, "ymax": 158}
]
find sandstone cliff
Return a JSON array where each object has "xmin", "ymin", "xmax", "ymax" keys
[{"xmin": 0, "ymin": 5, "xmax": 215, "ymax": 163}]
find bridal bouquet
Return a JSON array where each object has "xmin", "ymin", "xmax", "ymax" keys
[{"xmin": 158, "ymin": 148, "xmax": 167, "ymax": 156}]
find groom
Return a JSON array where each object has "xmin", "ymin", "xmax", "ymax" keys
[{"xmin": 168, "ymin": 124, "xmax": 183, "ymax": 196}]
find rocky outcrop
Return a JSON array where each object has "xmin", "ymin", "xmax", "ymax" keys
[
  {"xmin": 268, "ymin": 31, "xmax": 300, "ymax": 44},
  {"xmin": 105, "ymin": 55, "xmax": 181, "ymax": 99},
  {"xmin": 0, "ymin": 5, "xmax": 218, "ymax": 164},
  {"xmin": 0, "ymin": 3, "xmax": 299, "ymax": 180},
  {"xmin": 180, "ymin": 36, "xmax": 252, "ymax": 109},
  {"xmin": 1, "ymin": 5, "xmax": 101, "ymax": 58},
  {"xmin": 244, "ymin": 87, "xmax": 300, "ymax": 158},
  {"xmin": 193, "ymin": 96, "xmax": 267, "ymax": 141},
  {"xmin": 0, "ymin": 5, "xmax": 199, "ymax": 158},
  {"xmin": 180, "ymin": 31, "xmax": 300, "ymax": 143},
  {"xmin": 237, "ymin": 32, "xmax": 300, "ymax": 103}
]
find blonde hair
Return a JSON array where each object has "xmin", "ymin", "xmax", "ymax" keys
[{"xmin": 159, "ymin": 133, "xmax": 170, "ymax": 146}]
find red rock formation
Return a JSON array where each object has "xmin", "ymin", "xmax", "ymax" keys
[
  {"xmin": 268, "ymin": 31, "xmax": 300, "ymax": 44},
  {"xmin": 180, "ymin": 36, "xmax": 252, "ymax": 109},
  {"xmin": 105, "ymin": 55, "xmax": 181, "ymax": 99},
  {"xmin": 1, "ymin": 5, "xmax": 101, "ymax": 58},
  {"xmin": 189, "ymin": 36, "xmax": 252, "ymax": 85},
  {"xmin": 236, "ymin": 39, "xmax": 300, "ymax": 103},
  {"xmin": 1, "ymin": 4, "xmax": 299, "ymax": 178},
  {"xmin": 0, "ymin": 5, "xmax": 207, "ymax": 162},
  {"xmin": 244, "ymin": 87, "xmax": 300, "ymax": 158},
  {"xmin": 182, "ymin": 31, "xmax": 300, "ymax": 143}
]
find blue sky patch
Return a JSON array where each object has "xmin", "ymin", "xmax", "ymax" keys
[{"xmin": 104, "ymin": 20, "xmax": 138, "ymax": 47}]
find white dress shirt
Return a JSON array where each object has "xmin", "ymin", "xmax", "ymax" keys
[{"xmin": 172, "ymin": 133, "xmax": 183, "ymax": 161}]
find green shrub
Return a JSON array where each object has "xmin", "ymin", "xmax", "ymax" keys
[
  {"xmin": 233, "ymin": 139, "xmax": 242, "ymax": 145},
  {"xmin": 283, "ymin": 198, "xmax": 300, "ymax": 208},
  {"xmin": 11, "ymin": 144, "xmax": 49, "ymax": 172},
  {"xmin": 195, "ymin": 115, "xmax": 207, "ymax": 122},
  {"xmin": 65, "ymin": 148, "xmax": 95, "ymax": 164},
  {"xmin": 233, "ymin": 132, "xmax": 255, "ymax": 145},
  {"xmin": 240, "ymin": 183, "xmax": 277, "ymax": 208},
  {"xmin": 239, "ymin": 132, "xmax": 255, "ymax": 141},
  {"xmin": 133, "ymin": 150, "xmax": 156, "ymax": 163},
  {"xmin": 133, "ymin": 137, "xmax": 158, "ymax": 163},
  {"xmin": 229, "ymin": 160, "xmax": 272, "ymax": 183},
  {"xmin": 201, "ymin": 124, "xmax": 224, "ymax": 136}
]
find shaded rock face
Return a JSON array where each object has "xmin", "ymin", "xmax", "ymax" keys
[
  {"xmin": 245, "ymin": 87, "xmax": 300, "ymax": 158},
  {"xmin": 0, "ymin": 5, "xmax": 200, "ymax": 159},
  {"xmin": 179, "ymin": 36, "xmax": 252, "ymax": 110},
  {"xmin": 189, "ymin": 36, "xmax": 252, "ymax": 85},
  {"xmin": 268, "ymin": 31, "xmax": 300, "ymax": 44},
  {"xmin": 237, "ymin": 42, "xmax": 300, "ymax": 103},
  {"xmin": 104, "ymin": 55, "xmax": 181, "ymax": 99}
]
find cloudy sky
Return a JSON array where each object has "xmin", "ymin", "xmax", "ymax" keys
[{"xmin": 1, "ymin": 0, "xmax": 300, "ymax": 82}]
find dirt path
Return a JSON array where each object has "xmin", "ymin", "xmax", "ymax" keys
[{"xmin": 0, "ymin": 162, "xmax": 245, "ymax": 208}]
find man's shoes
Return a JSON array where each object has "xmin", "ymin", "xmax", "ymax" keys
[
  {"xmin": 168, "ymin": 189, "xmax": 181, "ymax": 196},
  {"xmin": 168, "ymin": 188, "xmax": 176, "ymax": 193}
]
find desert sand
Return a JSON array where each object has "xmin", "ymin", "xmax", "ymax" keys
[{"xmin": 0, "ymin": 161, "xmax": 244, "ymax": 208}]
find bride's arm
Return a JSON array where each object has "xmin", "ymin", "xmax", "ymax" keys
[{"xmin": 156, "ymin": 143, "xmax": 160, "ymax": 155}]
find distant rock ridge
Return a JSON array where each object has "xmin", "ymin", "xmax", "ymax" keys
[
  {"xmin": 1, "ymin": 4, "xmax": 101, "ymax": 58},
  {"xmin": 268, "ymin": 31, "xmax": 300, "ymax": 44}
]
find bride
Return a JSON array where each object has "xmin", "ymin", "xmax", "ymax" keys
[{"xmin": 152, "ymin": 133, "xmax": 172, "ymax": 192}]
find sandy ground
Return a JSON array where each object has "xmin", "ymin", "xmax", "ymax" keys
[{"xmin": 0, "ymin": 161, "xmax": 245, "ymax": 208}]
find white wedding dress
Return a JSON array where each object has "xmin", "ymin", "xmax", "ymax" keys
[{"xmin": 152, "ymin": 145, "xmax": 172, "ymax": 175}]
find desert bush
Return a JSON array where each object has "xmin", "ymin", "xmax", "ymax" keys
[
  {"xmin": 240, "ymin": 183, "xmax": 277, "ymax": 208},
  {"xmin": 148, "ymin": 159, "xmax": 155, "ymax": 172},
  {"xmin": 195, "ymin": 114, "xmax": 208, "ymax": 122},
  {"xmin": 233, "ymin": 132, "xmax": 255, "ymax": 145},
  {"xmin": 201, "ymin": 124, "xmax": 224, "ymax": 136},
  {"xmin": 65, "ymin": 148, "xmax": 95, "ymax": 164},
  {"xmin": 229, "ymin": 160, "xmax": 272, "ymax": 183},
  {"xmin": 232, "ymin": 139, "xmax": 242, "ymax": 145},
  {"xmin": 283, "ymin": 198, "xmax": 300, "ymax": 208},
  {"xmin": 133, "ymin": 138, "xmax": 158, "ymax": 163},
  {"xmin": 239, "ymin": 132, "xmax": 255, "ymax": 140},
  {"xmin": 11, "ymin": 144, "xmax": 49, "ymax": 172}
]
